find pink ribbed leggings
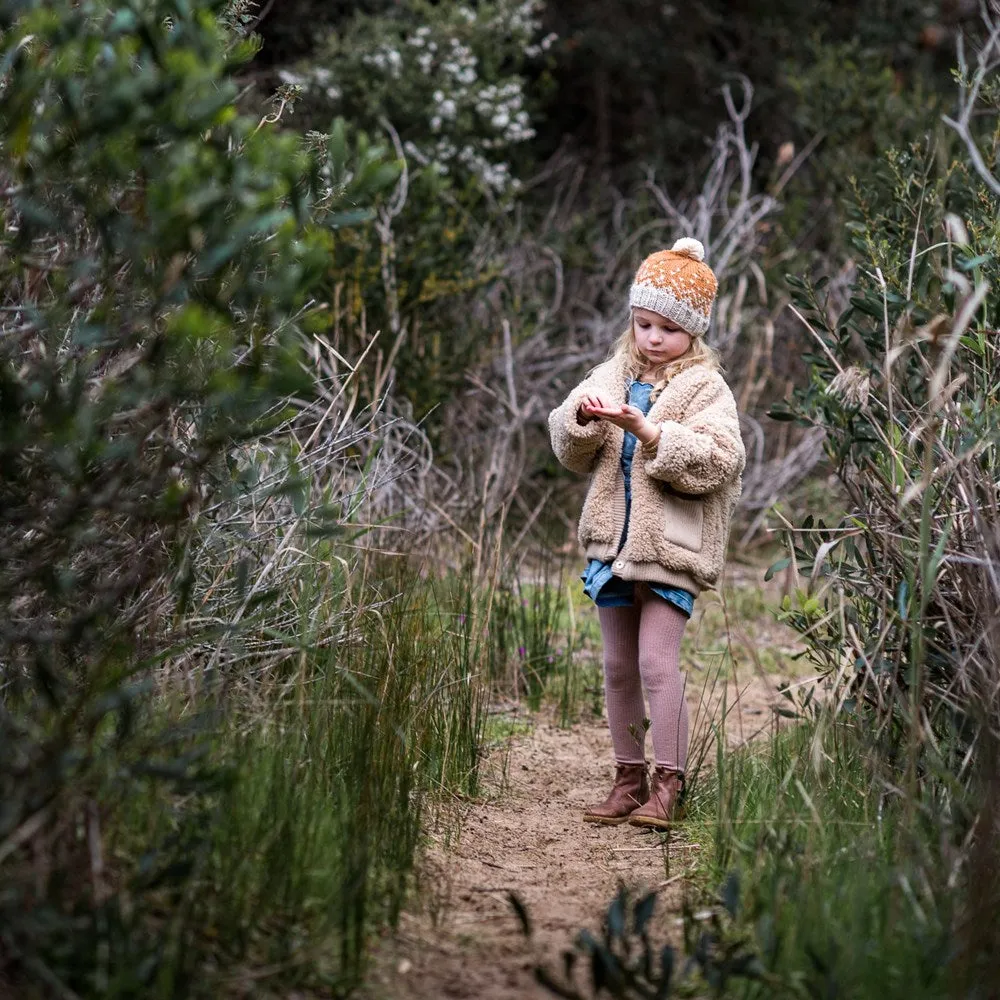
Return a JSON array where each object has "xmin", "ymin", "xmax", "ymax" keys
[{"xmin": 598, "ymin": 584, "xmax": 689, "ymax": 771}]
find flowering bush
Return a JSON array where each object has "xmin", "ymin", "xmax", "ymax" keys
[
  {"xmin": 269, "ymin": 0, "xmax": 557, "ymax": 426},
  {"xmin": 281, "ymin": 0, "xmax": 553, "ymax": 197}
]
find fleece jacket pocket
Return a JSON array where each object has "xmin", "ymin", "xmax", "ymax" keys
[{"xmin": 663, "ymin": 492, "xmax": 704, "ymax": 552}]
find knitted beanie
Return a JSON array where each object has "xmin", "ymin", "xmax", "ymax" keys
[{"xmin": 628, "ymin": 238, "xmax": 718, "ymax": 337}]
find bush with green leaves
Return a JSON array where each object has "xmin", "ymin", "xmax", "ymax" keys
[
  {"xmin": 0, "ymin": 0, "xmax": 401, "ymax": 992},
  {"xmin": 688, "ymin": 718, "xmax": 964, "ymax": 999},
  {"xmin": 285, "ymin": 0, "xmax": 549, "ymax": 195},
  {"xmin": 776, "ymin": 36, "xmax": 945, "ymax": 240},
  {"xmin": 514, "ymin": 881, "xmax": 764, "ymax": 998},
  {"xmin": 772, "ymin": 137, "xmax": 999, "ymax": 758},
  {"xmin": 761, "ymin": 23, "xmax": 1000, "ymax": 987},
  {"xmin": 267, "ymin": 0, "xmax": 554, "ymax": 425}
]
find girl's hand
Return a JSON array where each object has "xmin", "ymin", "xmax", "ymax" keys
[
  {"xmin": 586, "ymin": 402, "xmax": 660, "ymax": 445},
  {"xmin": 577, "ymin": 392, "xmax": 622, "ymax": 424}
]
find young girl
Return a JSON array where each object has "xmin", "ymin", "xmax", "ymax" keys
[{"xmin": 548, "ymin": 238, "xmax": 745, "ymax": 830}]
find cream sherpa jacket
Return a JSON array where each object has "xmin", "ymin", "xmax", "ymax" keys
[{"xmin": 549, "ymin": 356, "xmax": 745, "ymax": 595}]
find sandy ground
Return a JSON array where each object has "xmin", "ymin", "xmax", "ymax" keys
[{"xmin": 363, "ymin": 672, "xmax": 787, "ymax": 1000}]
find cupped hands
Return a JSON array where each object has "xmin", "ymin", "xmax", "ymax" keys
[{"xmin": 578, "ymin": 393, "xmax": 660, "ymax": 447}]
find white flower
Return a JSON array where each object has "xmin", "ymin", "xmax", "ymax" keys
[
  {"xmin": 436, "ymin": 139, "xmax": 457, "ymax": 160},
  {"xmin": 278, "ymin": 69, "xmax": 306, "ymax": 86},
  {"xmin": 418, "ymin": 52, "xmax": 434, "ymax": 72},
  {"xmin": 430, "ymin": 115, "xmax": 443, "ymax": 132},
  {"xmin": 491, "ymin": 110, "xmax": 510, "ymax": 129},
  {"xmin": 481, "ymin": 161, "xmax": 511, "ymax": 190},
  {"xmin": 363, "ymin": 48, "xmax": 402, "ymax": 77},
  {"xmin": 505, "ymin": 120, "xmax": 535, "ymax": 142},
  {"xmin": 440, "ymin": 98, "xmax": 457, "ymax": 119},
  {"xmin": 541, "ymin": 32, "xmax": 558, "ymax": 50}
]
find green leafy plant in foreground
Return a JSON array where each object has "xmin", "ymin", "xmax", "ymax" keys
[
  {"xmin": 0, "ymin": 0, "xmax": 402, "ymax": 994},
  {"xmin": 692, "ymin": 719, "xmax": 961, "ymax": 999},
  {"xmin": 513, "ymin": 880, "xmax": 764, "ymax": 999}
]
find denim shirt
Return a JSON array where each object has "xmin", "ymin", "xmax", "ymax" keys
[{"xmin": 581, "ymin": 380, "xmax": 695, "ymax": 616}]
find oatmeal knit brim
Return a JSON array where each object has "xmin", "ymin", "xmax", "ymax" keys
[{"xmin": 628, "ymin": 238, "xmax": 718, "ymax": 337}]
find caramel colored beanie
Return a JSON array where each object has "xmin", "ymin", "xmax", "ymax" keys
[{"xmin": 629, "ymin": 238, "xmax": 718, "ymax": 337}]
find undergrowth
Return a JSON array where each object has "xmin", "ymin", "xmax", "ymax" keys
[{"xmin": 684, "ymin": 717, "xmax": 956, "ymax": 999}]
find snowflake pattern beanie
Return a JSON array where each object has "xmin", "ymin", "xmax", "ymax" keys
[{"xmin": 628, "ymin": 238, "xmax": 718, "ymax": 337}]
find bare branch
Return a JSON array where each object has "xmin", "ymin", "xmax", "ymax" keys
[{"xmin": 942, "ymin": 8, "xmax": 1000, "ymax": 196}]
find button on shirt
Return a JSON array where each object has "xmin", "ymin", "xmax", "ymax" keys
[{"xmin": 581, "ymin": 380, "xmax": 695, "ymax": 617}]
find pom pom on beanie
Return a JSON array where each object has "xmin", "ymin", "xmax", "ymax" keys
[
  {"xmin": 669, "ymin": 237, "xmax": 706, "ymax": 261},
  {"xmin": 628, "ymin": 238, "xmax": 718, "ymax": 336}
]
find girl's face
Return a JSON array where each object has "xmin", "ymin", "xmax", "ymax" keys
[{"xmin": 632, "ymin": 308, "xmax": 692, "ymax": 365}]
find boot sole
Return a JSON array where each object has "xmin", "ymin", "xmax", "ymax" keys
[
  {"xmin": 628, "ymin": 807, "xmax": 685, "ymax": 830},
  {"xmin": 628, "ymin": 815, "xmax": 672, "ymax": 830},
  {"xmin": 582, "ymin": 813, "xmax": 632, "ymax": 826}
]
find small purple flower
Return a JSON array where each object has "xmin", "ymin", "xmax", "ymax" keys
[
  {"xmin": 521, "ymin": 599, "xmax": 529, "ymax": 607},
  {"xmin": 518, "ymin": 645, "xmax": 526, "ymax": 658},
  {"xmin": 547, "ymin": 655, "xmax": 554, "ymax": 664},
  {"xmin": 556, "ymin": 648, "xmax": 563, "ymax": 656},
  {"xmin": 458, "ymin": 614, "xmax": 466, "ymax": 625}
]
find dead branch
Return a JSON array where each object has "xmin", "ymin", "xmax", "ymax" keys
[{"xmin": 942, "ymin": 6, "xmax": 1000, "ymax": 197}]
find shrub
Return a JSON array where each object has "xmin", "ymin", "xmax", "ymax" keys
[
  {"xmin": 775, "ymin": 143, "xmax": 999, "ymax": 758},
  {"xmin": 268, "ymin": 0, "xmax": 554, "ymax": 425},
  {"xmin": 0, "ymin": 0, "xmax": 400, "ymax": 992},
  {"xmin": 768, "ymin": 14, "xmax": 1000, "ymax": 988}
]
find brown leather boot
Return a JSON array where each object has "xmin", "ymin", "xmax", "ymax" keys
[
  {"xmin": 628, "ymin": 767, "xmax": 685, "ymax": 829},
  {"xmin": 582, "ymin": 763, "xmax": 649, "ymax": 825}
]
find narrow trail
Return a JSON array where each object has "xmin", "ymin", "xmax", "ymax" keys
[{"xmin": 365, "ymin": 674, "xmax": 786, "ymax": 1000}]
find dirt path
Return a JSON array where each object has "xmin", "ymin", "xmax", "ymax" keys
[{"xmin": 365, "ymin": 674, "xmax": 786, "ymax": 1000}]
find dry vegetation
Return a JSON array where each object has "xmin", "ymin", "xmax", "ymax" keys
[{"xmin": 3, "ymin": 1, "xmax": 1000, "ymax": 998}]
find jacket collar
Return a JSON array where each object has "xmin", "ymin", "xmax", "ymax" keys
[{"xmin": 597, "ymin": 355, "xmax": 711, "ymax": 420}]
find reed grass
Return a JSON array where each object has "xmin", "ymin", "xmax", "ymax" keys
[
  {"xmin": 103, "ymin": 558, "xmax": 494, "ymax": 996},
  {"xmin": 681, "ymin": 714, "xmax": 959, "ymax": 1000}
]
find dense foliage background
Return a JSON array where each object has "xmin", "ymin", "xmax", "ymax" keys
[{"xmin": 2, "ymin": 0, "xmax": 999, "ymax": 996}]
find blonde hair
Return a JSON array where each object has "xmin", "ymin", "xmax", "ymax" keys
[{"xmin": 610, "ymin": 312, "xmax": 721, "ymax": 398}]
